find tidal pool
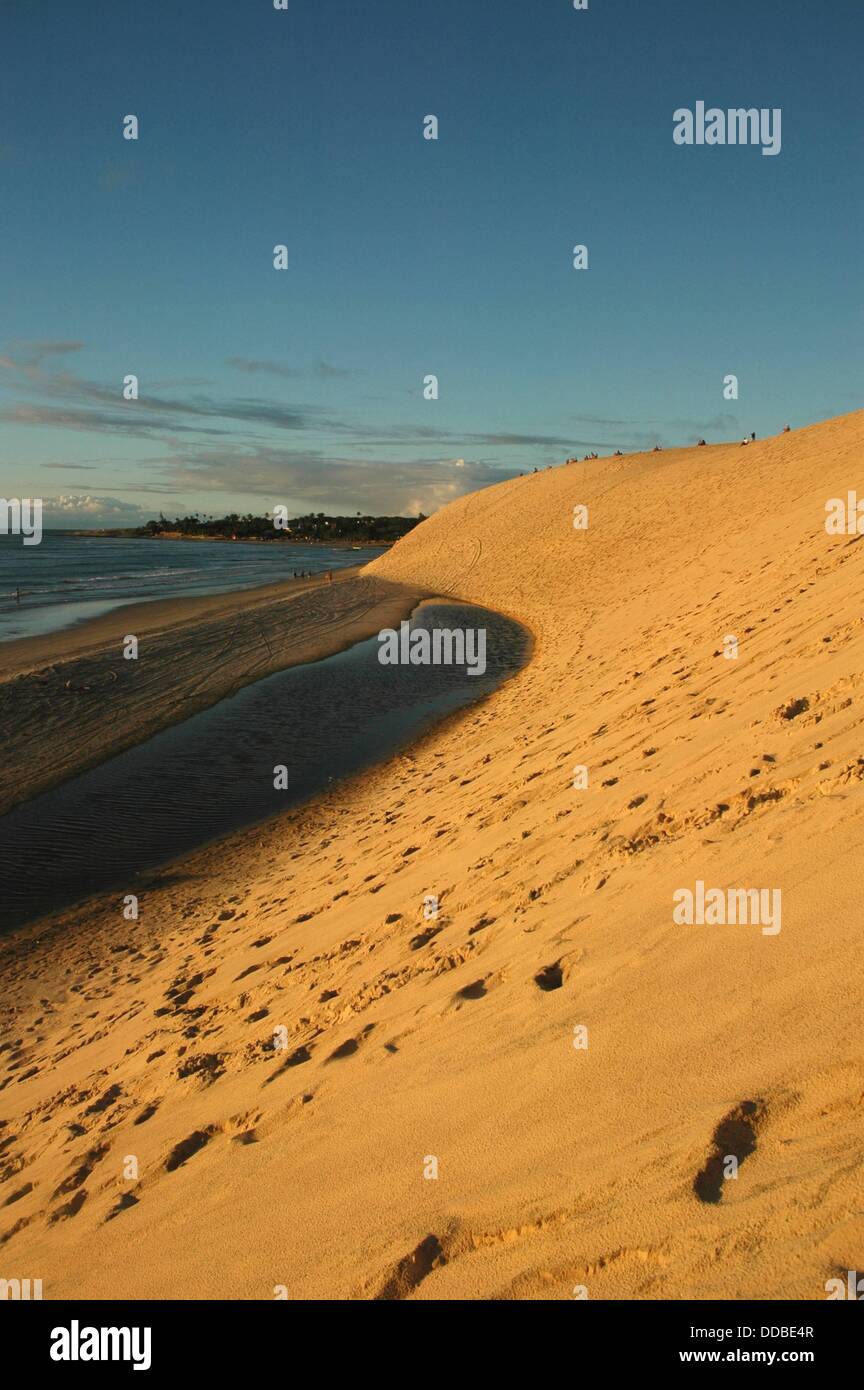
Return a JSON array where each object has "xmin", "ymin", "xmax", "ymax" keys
[{"xmin": 0, "ymin": 600, "xmax": 530, "ymax": 930}]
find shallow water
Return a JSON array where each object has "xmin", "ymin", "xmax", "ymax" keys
[
  {"xmin": 0, "ymin": 533, "xmax": 383, "ymax": 642},
  {"xmin": 0, "ymin": 601, "xmax": 529, "ymax": 930}
]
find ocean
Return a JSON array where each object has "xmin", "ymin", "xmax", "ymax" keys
[{"xmin": 0, "ymin": 532, "xmax": 384, "ymax": 642}]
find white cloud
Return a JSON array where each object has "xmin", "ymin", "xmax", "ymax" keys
[{"xmin": 40, "ymin": 494, "xmax": 151, "ymax": 528}]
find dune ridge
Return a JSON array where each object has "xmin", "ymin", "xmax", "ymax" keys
[{"xmin": 1, "ymin": 411, "xmax": 863, "ymax": 1300}]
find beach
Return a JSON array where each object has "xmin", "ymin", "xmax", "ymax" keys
[
  {"xmin": 1, "ymin": 411, "xmax": 863, "ymax": 1300},
  {"xmin": 0, "ymin": 598, "xmax": 529, "ymax": 931},
  {"xmin": 0, "ymin": 532, "xmax": 387, "ymax": 645},
  {"xmin": 0, "ymin": 569, "xmax": 428, "ymax": 818}
]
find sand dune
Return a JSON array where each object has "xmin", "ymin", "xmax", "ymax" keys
[{"xmin": 2, "ymin": 412, "xmax": 863, "ymax": 1300}]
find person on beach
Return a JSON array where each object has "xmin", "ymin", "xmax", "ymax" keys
[
  {"xmin": 698, "ymin": 438, "xmax": 706, "ymax": 446},
  {"xmin": 783, "ymin": 424, "xmax": 791, "ymax": 432}
]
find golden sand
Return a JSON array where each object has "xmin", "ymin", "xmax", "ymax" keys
[{"xmin": 1, "ymin": 412, "xmax": 863, "ymax": 1299}]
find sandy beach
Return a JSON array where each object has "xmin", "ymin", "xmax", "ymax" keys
[
  {"xmin": 1, "ymin": 412, "xmax": 863, "ymax": 1300},
  {"xmin": 0, "ymin": 569, "xmax": 428, "ymax": 818}
]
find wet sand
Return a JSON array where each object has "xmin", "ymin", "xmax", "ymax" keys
[
  {"xmin": 0, "ymin": 600, "xmax": 529, "ymax": 930},
  {"xmin": 0, "ymin": 568, "xmax": 429, "ymax": 817}
]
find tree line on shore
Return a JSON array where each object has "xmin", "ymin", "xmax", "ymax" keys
[{"xmin": 137, "ymin": 511, "xmax": 424, "ymax": 543}]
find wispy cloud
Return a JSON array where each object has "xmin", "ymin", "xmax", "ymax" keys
[
  {"xmin": 0, "ymin": 350, "xmax": 570, "ymax": 455},
  {"xmin": 7, "ymin": 340, "xmax": 85, "ymax": 367},
  {"xmin": 0, "ymin": 403, "xmax": 235, "ymax": 439},
  {"xmin": 225, "ymin": 357, "xmax": 301, "ymax": 381},
  {"xmin": 226, "ymin": 357, "xmax": 364, "ymax": 381},
  {"xmin": 43, "ymin": 462, "xmax": 101, "ymax": 471}
]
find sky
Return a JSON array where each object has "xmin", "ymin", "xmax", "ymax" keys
[{"xmin": 0, "ymin": 0, "xmax": 862, "ymax": 527}]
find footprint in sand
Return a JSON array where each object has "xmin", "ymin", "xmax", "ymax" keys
[
  {"xmin": 3, "ymin": 1181, "xmax": 33, "ymax": 1206},
  {"xmin": 49, "ymin": 1189, "xmax": 88, "ymax": 1223},
  {"xmin": 134, "ymin": 1102, "xmax": 160, "ymax": 1126},
  {"xmin": 693, "ymin": 1099, "xmax": 765, "ymax": 1204},
  {"xmin": 534, "ymin": 962, "xmax": 565, "ymax": 992},
  {"xmin": 326, "ymin": 1023, "xmax": 375, "ymax": 1062},
  {"xmin": 164, "ymin": 1128, "xmax": 217, "ymax": 1173},
  {"xmin": 262, "ymin": 1044, "xmax": 313, "ymax": 1084},
  {"xmin": 372, "ymin": 1233, "xmax": 445, "ymax": 1300},
  {"xmin": 52, "ymin": 1143, "xmax": 109, "ymax": 1199},
  {"xmin": 409, "ymin": 926, "xmax": 441, "ymax": 950},
  {"xmin": 105, "ymin": 1192, "xmax": 140, "ymax": 1221}
]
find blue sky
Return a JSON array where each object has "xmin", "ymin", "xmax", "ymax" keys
[{"xmin": 1, "ymin": 0, "xmax": 861, "ymax": 525}]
